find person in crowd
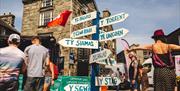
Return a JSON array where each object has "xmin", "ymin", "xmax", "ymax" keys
[
  {"xmin": 24, "ymin": 36, "xmax": 54, "ymax": 91},
  {"xmin": 0, "ymin": 34, "xmax": 26, "ymax": 91},
  {"xmin": 43, "ymin": 58, "xmax": 54, "ymax": 91},
  {"xmin": 129, "ymin": 29, "xmax": 180, "ymax": 91},
  {"xmin": 43, "ymin": 37, "xmax": 58, "ymax": 91},
  {"xmin": 139, "ymin": 65, "xmax": 149, "ymax": 91},
  {"xmin": 128, "ymin": 52, "xmax": 140, "ymax": 91},
  {"xmin": 116, "ymin": 68, "xmax": 124, "ymax": 91}
]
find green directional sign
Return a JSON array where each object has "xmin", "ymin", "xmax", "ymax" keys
[{"xmin": 51, "ymin": 76, "xmax": 90, "ymax": 91}]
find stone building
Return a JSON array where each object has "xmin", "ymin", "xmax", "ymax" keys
[
  {"xmin": 21, "ymin": 0, "xmax": 98, "ymax": 75},
  {"xmin": 130, "ymin": 44, "xmax": 151, "ymax": 64},
  {"xmin": 0, "ymin": 13, "xmax": 19, "ymax": 36}
]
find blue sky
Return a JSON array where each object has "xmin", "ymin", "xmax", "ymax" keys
[
  {"xmin": 95, "ymin": 0, "xmax": 180, "ymax": 53},
  {"xmin": 0, "ymin": 0, "xmax": 179, "ymax": 53}
]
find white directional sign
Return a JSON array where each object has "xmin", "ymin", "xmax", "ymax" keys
[
  {"xmin": 90, "ymin": 49, "xmax": 112, "ymax": 64},
  {"xmin": 58, "ymin": 38, "xmax": 98, "ymax": 49},
  {"xmin": 71, "ymin": 25, "xmax": 96, "ymax": 38},
  {"xmin": 71, "ymin": 11, "xmax": 97, "ymax": 25},
  {"xmin": 96, "ymin": 58, "xmax": 117, "ymax": 66},
  {"xmin": 99, "ymin": 12, "xmax": 129, "ymax": 27},
  {"xmin": 64, "ymin": 84, "xmax": 90, "ymax": 91},
  {"xmin": 99, "ymin": 28, "xmax": 129, "ymax": 41},
  {"xmin": 95, "ymin": 77, "xmax": 121, "ymax": 86}
]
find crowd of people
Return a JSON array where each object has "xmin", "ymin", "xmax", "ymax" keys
[
  {"xmin": 127, "ymin": 29, "xmax": 180, "ymax": 91},
  {"xmin": 0, "ymin": 34, "xmax": 55, "ymax": 91}
]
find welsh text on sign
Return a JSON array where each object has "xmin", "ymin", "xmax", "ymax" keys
[
  {"xmin": 96, "ymin": 58, "xmax": 117, "ymax": 66},
  {"xmin": 58, "ymin": 38, "xmax": 98, "ymax": 49},
  {"xmin": 95, "ymin": 77, "xmax": 121, "ymax": 86},
  {"xmin": 71, "ymin": 11, "xmax": 97, "ymax": 25},
  {"xmin": 64, "ymin": 84, "xmax": 90, "ymax": 91},
  {"xmin": 99, "ymin": 12, "xmax": 129, "ymax": 27},
  {"xmin": 89, "ymin": 49, "xmax": 112, "ymax": 64},
  {"xmin": 99, "ymin": 28, "xmax": 129, "ymax": 41},
  {"xmin": 71, "ymin": 25, "xmax": 96, "ymax": 38}
]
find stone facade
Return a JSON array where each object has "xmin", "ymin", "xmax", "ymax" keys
[{"xmin": 21, "ymin": 0, "xmax": 98, "ymax": 75}]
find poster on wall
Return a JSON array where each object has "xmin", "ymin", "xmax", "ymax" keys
[{"xmin": 175, "ymin": 55, "xmax": 180, "ymax": 76}]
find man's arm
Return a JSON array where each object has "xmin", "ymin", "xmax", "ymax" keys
[
  {"xmin": 21, "ymin": 61, "xmax": 27, "ymax": 74},
  {"xmin": 49, "ymin": 60, "xmax": 55, "ymax": 80},
  {"xmin": 24, "ymin": 47, "xmax": 30, "ymax": 65}
]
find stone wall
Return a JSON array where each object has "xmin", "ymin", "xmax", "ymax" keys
[{"xmin": 21, "ymin": 0, "xmax": 97, "ymax": 75}]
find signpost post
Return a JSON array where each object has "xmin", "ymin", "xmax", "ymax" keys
[{"xmin": 91, "ymin": 12, "xmax": 100, "ymax": 91}]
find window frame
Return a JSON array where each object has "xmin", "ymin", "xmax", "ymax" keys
[
  {"xmin": 42, "ymin": 0, "xmax": 53, "ymax": 8},
  {"xmin": 39, "ymin": 10, "xmax": 53, "ymax": 26}
]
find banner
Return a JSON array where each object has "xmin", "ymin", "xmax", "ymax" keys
[{"xmin": 175, "ymin": 55, "xmax": 180, "ymax": 76}]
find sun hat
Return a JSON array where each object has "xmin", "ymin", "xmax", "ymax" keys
[{"xmin": 151, "ymin": 29, "xmax": 166, "ymax": 38}]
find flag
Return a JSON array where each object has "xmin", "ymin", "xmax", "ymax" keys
[{"xmin": 47, "ymin": 10, "xmax": 72, "ymax": 27}]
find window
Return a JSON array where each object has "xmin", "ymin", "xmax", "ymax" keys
[
  {"xmin": 39, "ymin": 10, "xmax": 53, "ymax": 26},
  {"xmin": 42, "ymin": 0, "xmax": 53, "ymax": 7}
]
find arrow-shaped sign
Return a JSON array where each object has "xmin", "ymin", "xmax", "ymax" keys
[
  {"xmin": 58, "ymin": 38, "xmax": 98, "ymax": 49},
  {"xmin": 71, "ymin": 25, "xmax": 96, "ymax": 38},
  {"xmin": 64, "ymin": 84, "xmax": 90, "ymax": 91},
  {"xmin": 71, "ymin": 11, "xmax": 97, "ymax": 25},
  {"xmin": 99, "ymin": 12, "xmax": 129, "ymax": 27},
  {"xmin": 95, "ymin": 77, "xmax": 121, "ymax": 86},
  {"xmin": 90, "ymin": 49, "xmax": 112, "ymax": 64},
  {"xmin": 96, "ymin": 58, "xmax": 117, "ymax": 66},
  {"xmin": 99, "ymin": 28, "xmax": 129, "ymax": 42}
]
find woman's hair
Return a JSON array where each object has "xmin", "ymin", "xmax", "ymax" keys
[
  {"xmin": 153, "ymin": 36, "xmax": 167, "ymax": 43},
  {"xmin": 8, "ymin": 39, "xmax": 20, "ymax": 45},
  {"xmin": 128, "ymin": 53, "xmax": 137, "ymax": 60}
]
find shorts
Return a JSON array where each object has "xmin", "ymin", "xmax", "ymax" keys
[
  {"xmin": 44, "ymin": 76, "xmax": 52, "ymax": 86},
  {"xmin": 24, "ymin": 77, "xmax": 44, "ymax": 91},
  {"xmin": 130, "ymin": 80, "xmax": 139, "ymax": 90}
]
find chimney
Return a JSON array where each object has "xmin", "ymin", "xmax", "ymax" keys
[
  {"xmin": 0, "ymin": 12, "xmax": 15, "ymax": 27},
  {"xmin": 102, "ymin": 9, "xmax": 111, "ymax": 18}
]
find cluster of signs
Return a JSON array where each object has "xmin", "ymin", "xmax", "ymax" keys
[
  {"xmin": 58, "ymin": 11, "xmax": 129, "ymax": 87},
  {"xmin": 58, "ymin": 11, "xmax": 129, "ymax": 49}
]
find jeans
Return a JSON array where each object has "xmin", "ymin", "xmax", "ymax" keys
[{"xmin": 24, "ymin": 77, "xmax": 44, "ymax": 91}]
